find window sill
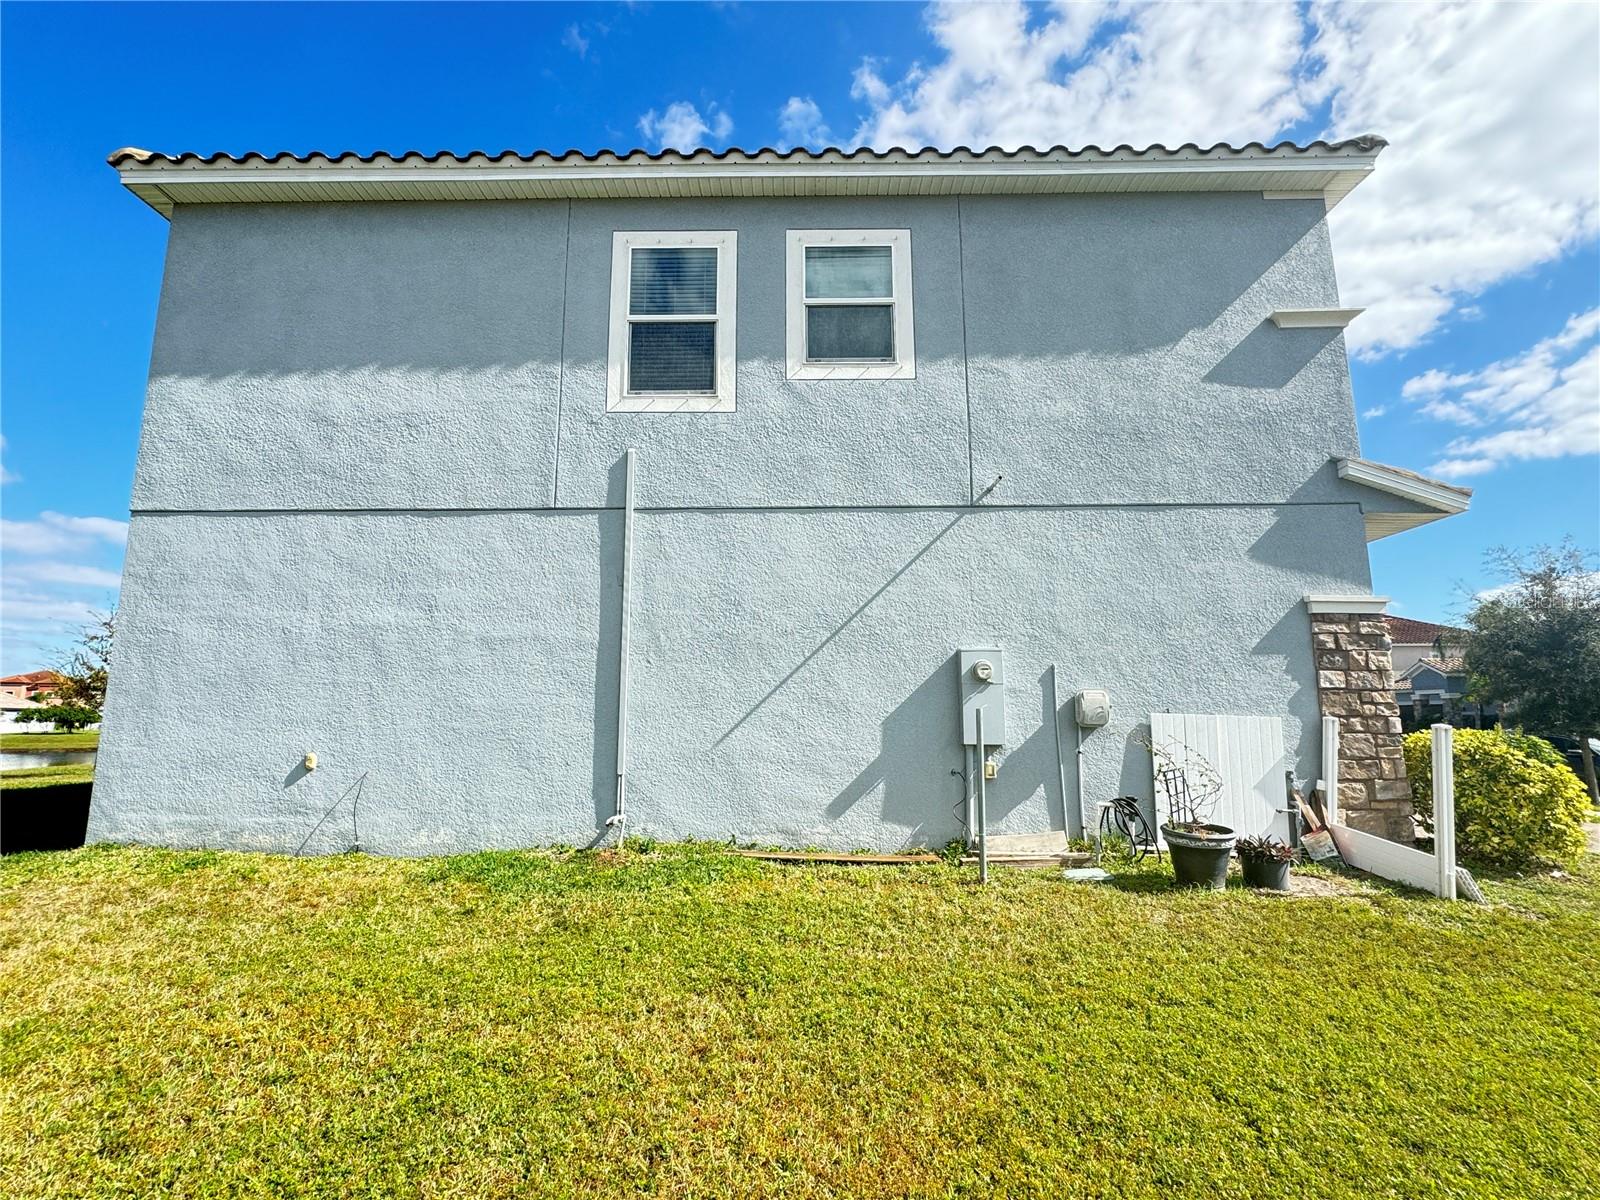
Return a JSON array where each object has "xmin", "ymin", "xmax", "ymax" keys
[
  {"xmin": 607, "ymin": 394, "xmax": 735, "ymax": 414},
  {"xmin": 787, "ymin": 360, "xmax": 915, "ymax": 381}
]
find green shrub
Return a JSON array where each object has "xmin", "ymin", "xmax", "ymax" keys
[
  {"xmin": 1403, "ymin": 727, "xmax": 1589, "ymax": 868},
  {"xmin": 1498, "ymin": 728, "xmax": 1571, "ymax": 771},
  {"xmin": 24, "ymin": 703, "xmax": 100, "ymax": 732}
]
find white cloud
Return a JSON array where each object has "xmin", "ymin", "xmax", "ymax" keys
[
  {"xmin": 1, "ymin": 511, "xmax": 128, "ymax": 557},
  {"xmin": 1475, "ymin": 570, "xmax": 1600, "ymax": 603},
  {"xmin": 1400, "ymin": 308, "xmax": 1600, "ymax": 477},
  {"xmin": 562, "ymin": 23, "xmax": 589, "ymax": 58},
  {"xmin": 4, "ymin": 561, "xmax": 122, "ymax": 589},
  {"xmin": 1361, "ymin": 405, "xmax": 1387, "ymax": 419},
  {"xmin": 852, "ymin": 2, "xmax": 1308, "ymax": 151},
  {"xmin": 0, "ymin": 435, "xmax": 16, "ymax": 485},
  {"xmin": 847, "ymin": 1, "xmax": 1599, "ymax": 358},
  {"xmin": 778, "ymin": 96, "xmax": 831, "ymax": 150},
  {"xmin": 1312, "ymin": 2, "xmax": 1600, "ymax": 357},
  {"xmin": 1, "ymin": 513, "xmax": 126, "ymax": 673},
  {"xmin": 638, "ymin": 101, "xmax": 734, "ymax": 152},
  {"xmin": 0, "ymin": 589, "xmax": 102, "ymax": 625}
]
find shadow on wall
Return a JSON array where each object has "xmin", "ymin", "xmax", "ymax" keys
[
  {"xmin": 825, "ymin": 655, "xmax": 967, "ymax": 849},
  {"xmin": 713, "ymin": 511, "xmax": 969, "ymax": 750},
  {"xmin": 1203, "ymin": 323, "xmax": 1342, "ymax": 389},
  {"xmin": 963, "ymin": 194, "xmax": 1327, "ymax": 357},
  {"xmin": 588, "ymin": 458, "xmax": 627, "ymax": 843},
  {"xmin": 155, "ymin": 204, "xmax": 569, "ymax": 377},
  {"xmin": 825, "ymin": 660, "xmax": 1079, "ymax": 849},
  {"xmin": 1117, "ymin": 722, "xmax": 1157, "ymax": 833}
]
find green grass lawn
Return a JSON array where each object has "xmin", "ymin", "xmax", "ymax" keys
[
  {"xmin": 0, "ymin": 730, "xmax": 99, "ymax": 753},
  {"xmin": 0, "ymin": 763, "xmax": 94, "ymax": 790},
  {"xmin": 2, "ymin": 845, "xmax": 1596, "ymax": 1199}
]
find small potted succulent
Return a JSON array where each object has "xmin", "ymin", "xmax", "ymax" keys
[
  {"xmin": 1149, "ymin": 739, "xmax": 1236, "ymax": 890},
  {"xmin": 1236, "ymin": 835, "xmax": 1295, "ymax": 892}
]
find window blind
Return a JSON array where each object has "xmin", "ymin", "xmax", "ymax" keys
[{"xmin": 630, "ymin": 247, "xmax": 718, "ymax": 315}]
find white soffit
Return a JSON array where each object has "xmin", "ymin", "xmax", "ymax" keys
[
  {"xmin": 1269, "ymin": 308, "xmax": 1365, "ymax": 329},
  {"xmin": 1336, "ymin": 457, "xmax": 1472, "ymax": 542},
  {"xmin": 107, "ymin": 138, "xmax": 1386, "ymax": 218},
  {"xmin": 1304, "ymin": 595, "xmax": 1392, "ymax": 615}
]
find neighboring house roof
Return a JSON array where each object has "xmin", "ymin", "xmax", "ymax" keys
[
  {"xmin": 108, "ymin": 137, "xmax": 1386, "ymax": 218},
  {"xmin": 1385, "ymin": 616, "xmax": 1465, "ymax": 645},
  {"xmin": 0, "ymin": 694, "xmax": 41, "ymax": 712},
  {"xmin": 1398, "ymin": 656, "xmax": 1469, "ymax": 685},
  {"xmin": 0, "ymin": 671, "xmax": 59, "ymax": 689},
  {"xmin": 1335, "ymin": 458, "xmax": 1472, "ymax": 541}
]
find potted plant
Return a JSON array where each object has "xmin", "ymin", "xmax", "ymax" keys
[
  {"xmin": 1149, "ymin": 738, "xmax": 1236, "ymax": 889},
  {"xmin": 1236, "ymin": 835, "xmax": 1295, "ymax": 892}
]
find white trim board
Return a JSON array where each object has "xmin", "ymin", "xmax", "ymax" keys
[
  {"xmin": 1335, "ymin": 457, "xmax": 1473, "ymax": 542},
  {"xmin": 606, "ymin": 231, "xmax": 737, "ymax": 414},
  {"xmin": 1304, "ymin": 595, "xmax": 1390, "ymax": 615},
  {"xmin": 1335, "ymin": 458, "xmax": 1471, "ymax": 513},
  {"xmin": 785, "ymin": 229, "xmax": 916, "ymax": 381},
  {"xmin": 1269, "ymin": 308, "xmax": 1364, "ymax": 329},
  {"xmin": 111, "ymin": 144, "xmax": 1384, "ymax": 217}
]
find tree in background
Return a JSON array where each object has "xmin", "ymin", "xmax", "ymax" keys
[
  {"xmin": 26, "ymin": 703, "xmax": 101, "ymax": 733},
  {"xmin": 1465, "ymin": 543, "xmax": 1600, "ymax": 801},
  {"xmin": 50, "ymin": 607, "xmax": 115, "ymax": 714}
]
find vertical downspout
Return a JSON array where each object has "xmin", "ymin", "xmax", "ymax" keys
[
  {"xmin": 608, "ymin": 449, "xmax": 636, "ymax": 842},
  {"xmin": 1075, "ymin": 721, "xmax": 1087, "ymax": 845},
  {"xmin": 976, "ymin": 707, "xmax": 988, "ymax": 885}
]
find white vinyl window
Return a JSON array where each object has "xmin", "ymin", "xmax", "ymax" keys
[
  {"xmin": 608, "ymin": 231, "xmax": 737, "ymax": 412},
  {"xmin": 786, "ymin": 229, "xmax": 914, "ymax": 380}
]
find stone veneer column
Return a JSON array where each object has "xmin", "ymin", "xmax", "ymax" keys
[{"xmin": 1306, "ymin": 600, "xmax": 1414, "ymax": 842}]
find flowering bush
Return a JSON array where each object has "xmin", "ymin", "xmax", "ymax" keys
[{"xmin": 1403, "ymin": 727, "xmax": 1588, "ymax": 868}]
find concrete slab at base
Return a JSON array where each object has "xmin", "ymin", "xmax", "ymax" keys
[{"xmin": 981, "ymin": 831, "xmax": 1071, "ymax": 855}]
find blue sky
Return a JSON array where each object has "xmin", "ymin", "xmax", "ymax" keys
[{"xmin": 2, "ymin": 1, "xmax": 1597, "ymax": 674}]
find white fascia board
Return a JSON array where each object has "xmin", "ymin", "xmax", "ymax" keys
[
  {"xmin": 1269, "ymin": 308, "xmax": 1364, "ymax": 329},
  {"xmin": 1304, "ymin": 595, "xmax": 1391, "ymax": 615},
  {"xmin": 115, "ymin": 152, "xmax": 1373, "ymax": 198},
  {"xmin": 1336, "ymin": 458, "xmax": 1471, "ymax": 514}
]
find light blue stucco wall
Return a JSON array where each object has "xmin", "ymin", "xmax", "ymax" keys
[{"xmin": 93, "ymin": 191, "xmax": 1389, "ymax": 853}]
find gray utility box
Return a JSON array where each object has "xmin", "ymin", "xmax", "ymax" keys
[{"xmin": 959, "ymin": 648, "xmax": 1006, "ymax": 747}]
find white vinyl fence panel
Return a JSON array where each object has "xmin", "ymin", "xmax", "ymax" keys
[
  {"xmin": 1323, "ymin": 720, "xmax": 1477, "ymax": 901},
  {"xmin": 1149, "ymin": 713, "xmax": 1289, "ymax": 839}
]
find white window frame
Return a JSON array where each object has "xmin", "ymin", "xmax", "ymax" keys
[
  {"xmin": 607, "ymin": 230, "xmax": 737, "ymax": 413},
  {"xmin": 785, "ymin": 229, "xmax": 915, "ymax": 381}
]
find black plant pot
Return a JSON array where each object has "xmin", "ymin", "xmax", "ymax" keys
[
  {"xmin": 1240, "ymin": 856, "xmax": 1292, "ymax": 892},
  {"xmin": 1162, "ymin": 823, "xmax": 1237, "ymax": 890}
]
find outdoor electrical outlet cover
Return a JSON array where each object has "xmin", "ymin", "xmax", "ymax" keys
[
  {"xmin": 959, "ymin": 648, "xmax": 1006, "ymax": 746},
  {"xmin": 1075, "ymin": 689, "xmax": 1112, "ymax": 728}
]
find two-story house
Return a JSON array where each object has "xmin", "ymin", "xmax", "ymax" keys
[{"xmin": 89, "ymin": 140, "xmax": 1469, "ymax": 853}]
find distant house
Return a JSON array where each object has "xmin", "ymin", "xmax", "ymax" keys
[
  {"xmin": 1, "ymin": 672, "xmax": 57, "ymax": 729},
  {"xmin": 1386, "ymin": 617, "xmax": 1463, "ymax": 676},
  {"xmin": 1385, "ymin": 619, "xmax": 1496, "ymax": 729},
  {"xmin": 0, "ymin": 671, "xmax": 60, "ymax": 705}
]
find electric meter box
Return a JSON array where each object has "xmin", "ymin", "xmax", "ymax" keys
[
  {"xmin": 959, "ymin": 648, "xmax": 1006, "ymax": 746},
  {"xmin": 1075, "ymin": 689, "xmax": 1112, "ymax": 728}
]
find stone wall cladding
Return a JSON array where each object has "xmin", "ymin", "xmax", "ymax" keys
[{"xmin": 1311, "ymin": 613, "xmax": 1414, "ymax": 842}]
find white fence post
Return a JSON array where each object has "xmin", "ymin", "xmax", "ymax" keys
[
  {"xmin": 1321, "ymin": 715, "xmax": 1341, "ymax": 825},
  {"xmin": 1432, "ymin": 724, "xmax": 1456, "ymax": 901}
]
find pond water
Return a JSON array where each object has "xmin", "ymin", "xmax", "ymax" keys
[{"xmin": 2, "ymin": 751, "xmax": 96, "ymax": 770}]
